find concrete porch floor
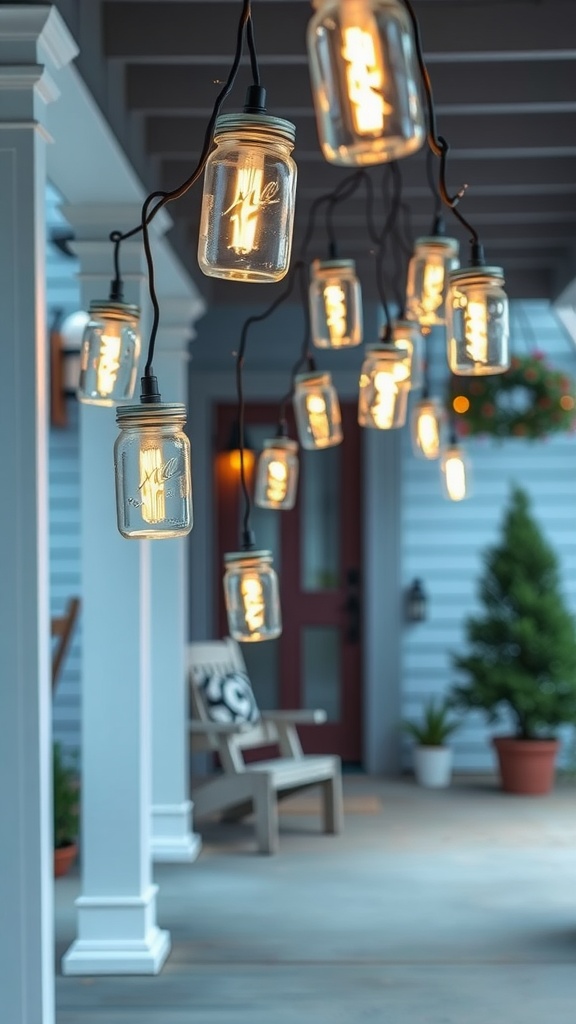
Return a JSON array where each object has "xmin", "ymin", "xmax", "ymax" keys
[{"xmin": 55, "ymin": 775, "xmax": 576, "ymax": 1023}]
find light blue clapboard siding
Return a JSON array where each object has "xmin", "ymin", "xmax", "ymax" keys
[
  {"xmin": 47, "ymin": 182, "xmax": 83, "ymax": 755},
  {"xmin": 401, "ymin": 300, "xmax": 576, "ymax": 772}
]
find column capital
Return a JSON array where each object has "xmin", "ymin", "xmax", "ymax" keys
[{"xmin": 0, "ymin": 7, "xmax": 78, "ymax": 70}]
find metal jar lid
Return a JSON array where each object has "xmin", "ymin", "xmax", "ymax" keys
[
  {"xmin": 448, "ymin": 266, "xmax": 504, "ymax": 285},
  {"xmin": 116, "ymin": 402, "xmax": 187, "ymax": 426},
  {"xmin": 224, "ymin": 549, "xmax": 273, "ymax": 565},
  {"xmin": 88, "ymin": 300, "xmax": 140, "ymax": 319},
  {"xmin": 414, "ymin": 236, "xmax": 459, "ymax": 252},
  {"xmin": 214, "ymin": 112, "xmax": 296, "ymax": 146},
  {"xmin": 294, "ymin": 370, "xmax": 331, "ymax": 387},
  {"xmin": 312, "ymin": 258, "xmax": 356, "ymax": 273},
  {"xmin": 263, "ymin": 437, "xmax": 299, "ymax": 453}
]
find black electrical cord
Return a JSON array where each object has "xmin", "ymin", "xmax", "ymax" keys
[{"xmin": 110, "ymin": 0, "xmax": 256, "ymax": 400}]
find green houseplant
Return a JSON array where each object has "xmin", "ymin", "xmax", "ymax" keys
[
  {"xmin": 53, "ymin": 742, "xmax": 79, "ymax": 877},
  {"xmin": 450, "ymin": 486, "xmax": 576, "ymax": 794},
  {"xmin": 403, "ymin": 697, "xmax": 460, "ymax": 788}
]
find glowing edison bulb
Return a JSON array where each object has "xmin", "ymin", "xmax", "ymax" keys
[
  {"xmin": 341, "ymin": 18, "xmax": 390, "ymax": 135},
  {"xmin": 421, "ymin": 263, "xmax": 445, "ymax": 320},
  {"xmin": 417, "ymin": 412, "xmax": 440, "ymax": 458},
  {"xmin": 95, "ymin": 326, "xmax": 122, "ymax": 397},
  {"xmin": 370, "ymin": 371, "xmax": 398, "ymax": 429},
  {"xmin": 241, "ymin": 574, "xmax": 266, "ymax": 636},
  {"xmin": 139, "ymin": 445, "xmax": 177, "ymax": 524},
  {"xmin": 464, "ymin": 299, "xmax": 489, "ymax": 364},
  {"xmin": 444, "ymin": 453, "xmax": 467, "ymax": 501},
  {"xmin": 324, "ymin": 283, "xmax": 347, "ymax": 344},
  {"xmin": 266, "ymin": 460, "xmax": 288, "ymax": 504},
  {"xmin": 223, "ymin": 162, "xmax": 279, "ymax": 256},
  {"xmin": 306, "ymin": 393, "xmax": 331, "ymax": 444}
]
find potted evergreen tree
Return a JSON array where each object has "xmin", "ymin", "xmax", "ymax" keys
[
  {"xmin": 53, "ymin": 742, "xmax": 79, "ymax": 877},
  {"xmin": 403, "ymin": 697, "xmax": 460, "ymax": 788},
  {"xmin": 451, "ymin": 486, "xmax": 576, "ymax": 794}
]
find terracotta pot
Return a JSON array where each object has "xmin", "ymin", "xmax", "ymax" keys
[
  {"xmin": 492, "ymin": 736, "xmax": 559, "ymax": 795},
  {"xmin": 54, "ymin": 843, "xmax": 77, "ymax": 878}
]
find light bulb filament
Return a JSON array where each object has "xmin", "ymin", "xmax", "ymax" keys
[
  {"xmin": 464, "ymin": 299, "xmax": 488, "ymax": 364},
  {"xmin": 305, "ymin": 393, "xmax": 330, "ymax": 443},
  {"xmin": 241, "ymin": 575, "xmax": 266, "ymax": 635},
  {"xmin": 96, "ymin": 333, "xmax": 122, "ymax": 396},
  {"xmin": 138, "ymin": 451, "xmax": 179, "ymax": 524},
  {"xmin": 266, "ymin": 459, "xmax": 288, "ymax": 504},
  {"xmin": 421, "ymin": 264, "xmax": 445, "ymax": 319},
  {"xmin": 324, "ymin": 283, "xmax": 347, "ymax": 343},
  {"xmin": 223, "ymin": 167, "xmax": 279, "ymax": 255},
  {"xmin": 370, "ymin": 371, "xmax": 398, "ymax": 429},
  {"xmin": 341, "ymin": 26, "xmax": 390, "ymax": 135},
  {"xmin": 445, "ymin": 456, "xmax": 466, "ymax": 501}
]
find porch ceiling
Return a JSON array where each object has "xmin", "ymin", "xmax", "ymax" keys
[{"xmin": 64, "ymin": 0, "xmax": 576, "ymax": 306}]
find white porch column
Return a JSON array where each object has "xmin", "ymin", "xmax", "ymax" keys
[
  {"xmin": 60, "ymin": 205, "xmax": 170, "ymax": 974},
  {"xmin": 150, "ymin": 297, "xmax": 202, "ymax": 863},
  {"xmin": 0, "ymin": 9, "xmax": 76, "ymax": 1023}
]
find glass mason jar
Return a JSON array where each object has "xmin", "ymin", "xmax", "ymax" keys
[
  {"xmin": 254, "ymin": 437, "xmax": 299, "ymax": 510},
  {"xmin": 358, "ymin": 344, "xmax": 410, "ymax": 428},
  {"xmin": 197, "ymin": 113, "xmax": 297, "ymax": 282},
  {"xmin": 307, "ymin": 0, "xmax": 425, "ymax": 166},
  {"xmin": 223, "ymin": 550, "xmax": 282, "ymax": 642},
  {"xmin": 293, "ymin": 371, "xmax": 343, "ymax": 449},
  {"xmin": 411, "ymin": 397, "xmax": 444, "ymax": 460},
  {"xmin": 446, "ymin": 267, "xmax": 510, "ymax": 375},
  {"xmin": 441, "ymin": 443, "xmax": 470, "ymax": 501},
  {"xmin": 309, "ymin": 258, "xmax": 363, "ymax": 348},
  {"xmin": 405, "ymin": 236, "xmax": 460, "ymax": 329},
  {"xmin": 78, "ymin": 301, "xmax": 140, "ymax": 406},
  {"xmin": 391, "ymin": 319, "xmax": 423, "ymax": 390},
  {"xmin": 114, "ymin": 403, "xmax": 192, "ymax": 539}
]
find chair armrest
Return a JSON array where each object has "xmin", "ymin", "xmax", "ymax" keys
[
  {"xmin": 260, "ymin": 709, "xmax": 327, "ymax": 725},
  {"xmin": 188, "ymin": 720, "xmax": 253, "ymax": 735}
]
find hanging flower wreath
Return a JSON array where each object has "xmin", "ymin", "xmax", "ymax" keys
[{"xmin": 449, "ymin": 352, "xmax": 576, "ymax": 440}]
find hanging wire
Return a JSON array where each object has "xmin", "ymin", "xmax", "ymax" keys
[{"xmin": 110, "ymin": 0, "xmax": 255, "ymax": 394}]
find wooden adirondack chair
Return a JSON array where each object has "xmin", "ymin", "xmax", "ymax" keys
[{"xmin": 187, "ymin": 638, "xmax": 344, "ymax": 854}]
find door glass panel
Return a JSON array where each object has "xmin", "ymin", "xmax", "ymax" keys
[
  {"xmin": 301, "ymin": 447, "xmax": 340, "ymax": 591},
  {"xmin": 302, "ymin": 626, "xmax": 341, "ymax": 721},
  {"xmin": 240, "ymin": 423, "xmax": 280, "ymax": 708}
]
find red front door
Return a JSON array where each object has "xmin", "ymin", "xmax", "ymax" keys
[{"xmin": 215, "ymin": 401, "xmax": 362, "ymax": 765}]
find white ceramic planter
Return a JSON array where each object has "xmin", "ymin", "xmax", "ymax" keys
[{"xmin": 413, "ymin": 746, "xmax": 452, "ymax": 788}]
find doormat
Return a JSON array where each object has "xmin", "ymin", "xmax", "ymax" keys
[{"xmin": 279, "ymin": 795, "xmax": 383, "ymax": 815}]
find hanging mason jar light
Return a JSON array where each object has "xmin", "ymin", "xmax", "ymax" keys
[
  {"xmin": 391, "ymin": 319, "xmax": 423, "ymax": 390},
  {"xmin": 114, "ymin": 403, "xmax": 192, "ymax": 539},
  {"xmin": 307, "ymin": 0, "xmax": 425, "ymax": 167},
  {"xmin": 405, "ymin": 234, "xmax": 460, "ymax": 329},
  {"xmin": 254, "ymin": 437, "xmax": 299, "ymax": 510},
  {"xmin": 293, "ymin": 370, "xmax": 343, "ymax": 449},
  {"xmin": 358, "ymin": 344, "xmax": 410, "ymax": 429},
  {"xmin": 223, "ymin": 550, "xmax": 282, "ymax": 642},
  {"xmin": 78, "ymin": 301, "xmax": 140, "ymax": 406},
  {"xmin": 441, "ymin": 442, "xmax": 470, "ymax": 502},
  {"xmin": 411, "ymin": 396, "xmax": 444, "ymax": 460},
  {"xmin": 446, "ymin": 264, "xmax": 510, "ymax": 376},
  {"xmin": 309, "ymin": 258, "xmax": 363, "ymax": 348},
  {"xmin": 197, "ymin": 88, "xmax": 297, "ymax": 283}
]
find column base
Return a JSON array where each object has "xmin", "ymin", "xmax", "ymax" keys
[
  {"xmin": 61, "ymin": 884, "xmax": 171, "ymax": 976},
  {"xmin": 151, "ymin": 800, "xmax": 202, "ymax": 863}
]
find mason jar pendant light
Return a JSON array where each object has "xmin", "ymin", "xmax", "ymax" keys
[
  {"xmin": 441, "ymin": 441, "xmax": 470, "ymax": 502},
  {"xmin": 405, "ymin": 234, "xmax": 460, "ymax": 330},
  {"xmin": 446, "ymin": 261, "xmax": 510, "ymax": 376},
  {"xmin": 309, "ymin": 258, "xmax": 363, "ymax": 348},
  {"xmin": 391, "ymin": 319, "xmax": 423, "ymax": 390},
  {"xmin": 307, "ymin": 0, "xmax": 425, "ymax": 167},
  {"xmin": 223, "ymin": 550, "xmax": 282, "ymax": 642},
  {"xmin": 254, "ymin": 436, "xmax": 299, "ymax": 510},
  {"xmin": 411, "ymin": 396, "xmax": 443, "ymax": 460},
  {"xmin": 114, "ymin": 402, "xmax": 192, "ymax": 539},
  {"xmin": 198, "ymin": 87, "xmax": 297, "ymax": 283},
  {"xmin": 358, "ymin": 343, "xmax": 410, "ymax": 429},
  {"xmin": 293, "ymin": 370, "xmax": 343, "ymax": 449},
  {"xmin": 78, "ymin": 302, "xmax": 140, "ymax": 406}
]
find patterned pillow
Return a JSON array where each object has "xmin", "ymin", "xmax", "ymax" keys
[{"xmin": 199, "ymin": 670, "xmax": 261, "ymax": 725}]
